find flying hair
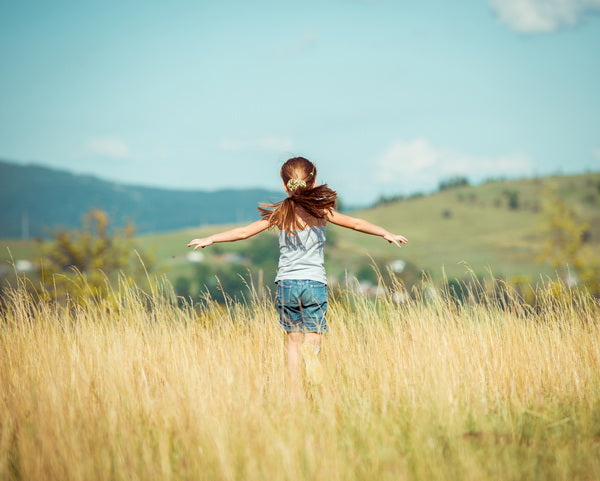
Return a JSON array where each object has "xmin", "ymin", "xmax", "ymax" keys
[{"xmin": 258, "ymin": 157, "xmax": 337, "ymax": 233}]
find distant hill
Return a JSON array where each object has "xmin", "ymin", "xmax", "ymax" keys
[
  {"xmin": 0, "ymin": 160, "xmax": 281, "ymax": 238},
  {"xmin": 328, "ymin": 172, "xmax": 600, "ymax": 280},
  {"xmin": 2, "ymin": 167, "xmax": 598, "ymax": 283},
  {"xmin": 127, "ymin": 171, "xmax": 600, "ymax": 283}
]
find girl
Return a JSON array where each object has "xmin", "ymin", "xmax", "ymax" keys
[{"xmin": 187, "ymin": 157, "xmax": 408, "ymax": 394}]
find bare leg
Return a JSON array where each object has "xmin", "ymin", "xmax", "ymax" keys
[
  {"xmin": 301, "ymin": 332, "xmax": 323, "ymax": 384},
  {"xmin": 286, "ymin": 332, "xmax": 304, "ymax": 399},
  {"xmin": 303, "ymin": 332, "xmax": 322, "ymax": 349}
]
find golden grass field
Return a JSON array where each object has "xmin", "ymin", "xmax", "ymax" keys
[{"xmin": 1, "ymin": 277, "xmax": 599, "ymax": 481}]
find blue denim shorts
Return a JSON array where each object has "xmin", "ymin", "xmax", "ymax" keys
[{"xmin": 276, "ymin": 280, "xmax": 328, "ymax": 333}]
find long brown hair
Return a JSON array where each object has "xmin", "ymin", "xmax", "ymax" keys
[{"xmin": 259, "ymin": 157, "xmax": 337, "ymax": 233}]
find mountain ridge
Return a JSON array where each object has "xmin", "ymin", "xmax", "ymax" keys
[{"xmin": 0, "ymin": 159, "xmax": 282, "ymax": 238}]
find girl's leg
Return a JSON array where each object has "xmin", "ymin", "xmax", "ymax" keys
[
  {"xmin": 286, "ymin": 331, "xmax": 304, "ymax": 398},
  {"xmin": 301, "ymin": 332, "xmax": 323, "ymax": 384},
  {"xmin": 303, "ymin": 332, "xmax": 322, "ymax": 349},
  {"xmin": 298, "ymin": 282, "xmax": 326, "ymax": 384}
]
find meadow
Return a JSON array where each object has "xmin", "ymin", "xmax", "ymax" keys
[
  {"xmin": 1, "ymin": 277, "xmax": 599, "ymax": 481},
  {"xmin": 134, "ymin": 172, "xmax": 599, "ymax": 283},
  {"xmin": 2, "ymin": 173, "xmax": 598, "ymax": 290}
]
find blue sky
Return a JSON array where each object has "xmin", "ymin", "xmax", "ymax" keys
[{"xmin": 1, "ymin": 0, "xmax": 599, "ymax": 205}]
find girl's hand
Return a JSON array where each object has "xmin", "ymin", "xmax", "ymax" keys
[
  {"xmin": 187, "ymin": 237, "xmax": 213, "ymax": 250},
  {"xmin": 383, "ymin": 233, "xmax": 408, "ymax": 248}
]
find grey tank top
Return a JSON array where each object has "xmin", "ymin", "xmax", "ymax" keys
[{"xmin": 275, "ymin": 225, "xmax": 327, "ymax": 284}]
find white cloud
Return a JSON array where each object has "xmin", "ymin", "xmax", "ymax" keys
[
  {"xmin": 490, "ymin": 0, "xmax": 600, "ymax": 33},
  {"xmin": 86, "ymin": 137, "xmax": 132, "ymax": 159},
  {"xmin": 376, "ymin": 139, "xmax": 437, "ymax": 175},
  {"xmin": 256, "ymin": 136, "xmax": 294, "ymax": 151},
  {"xmin": 375, "ymin": 138, "xmax": 533, "ymax": 189},
  {"xmin": 218, "ymin": 135, "xmax": 294, "ymax": 152}
]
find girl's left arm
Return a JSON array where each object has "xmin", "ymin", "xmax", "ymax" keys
[
  {"xmin": 327, "ymin": 210, "xmax": 408, "ymax": 248},
  {"xmin": 187, "ymin": 219, "xmax": 270, "ymax": 250}
]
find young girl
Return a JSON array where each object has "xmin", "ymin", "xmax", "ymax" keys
[{"xmin": 187, "ymin": 157, "xmax": 408, "ymax": 393}]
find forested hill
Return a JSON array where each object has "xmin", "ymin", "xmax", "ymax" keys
[{"xmin": 0, "ymin": 160, "xmax": 281, "ymax": 238}]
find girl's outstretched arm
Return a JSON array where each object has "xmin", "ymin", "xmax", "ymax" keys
[
  {"xmin": 187, "ymin": 219, "xmax": 270, "ymax": 250},
  {"xmin": 327, "ymin": 210, "xmax": 408, "ymax": 248}
]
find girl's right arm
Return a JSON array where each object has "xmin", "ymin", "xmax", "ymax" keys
[
  {"xmin": 327, "ymin": 210, "xmax": 408, "ymax": 248},
  {"xmin": 187, "ymin": 219, "xmax": 270, "ymax": 250}
]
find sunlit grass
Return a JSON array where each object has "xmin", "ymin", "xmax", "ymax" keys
[{"xmin": 0, "ymin": 277, "xmax": 599, "ymax": 481}]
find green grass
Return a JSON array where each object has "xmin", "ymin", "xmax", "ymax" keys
[
  {"xmin": 327, "ymin": 173, "xmax": 600, "ymax": 279},
  {"xmin": 0, "ymin": 239, "xmax": 38, "ymax": 263}
]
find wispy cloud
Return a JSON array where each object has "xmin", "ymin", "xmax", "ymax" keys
[
  {"xmin": 218, "ymin": 135, "xmax": 294, "ymax": 152},
  {"xmin": 490, "ymin": 0, "xmax": 600, "ymax": 33},
  {"xmin": 374, "ymin": 138, "xmax": 533, "ymax": 190},
  {"xmin": 256, "ymin": 136, "xmax": 295, "ymax": 151},
  {"xmin": 86, "ymin": 137, "xmax": 132, "ymax": 159}
]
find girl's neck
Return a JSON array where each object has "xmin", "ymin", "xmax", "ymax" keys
[{"xmin": 293, "ymin": 207, "xmax": 326, "ymax": 230}]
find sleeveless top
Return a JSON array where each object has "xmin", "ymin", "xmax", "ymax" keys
[{"xmin": 275, "ymin": 225, "xmax": 327, "ymax": 284}]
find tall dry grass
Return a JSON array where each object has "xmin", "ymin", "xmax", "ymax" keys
[{"xmin": 0, "ymin": 277, "xmax": 599, "ymax": 481}]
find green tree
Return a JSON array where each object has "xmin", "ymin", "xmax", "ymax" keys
[
  {"xmin": 537, "ymin": 186, "xmax": 599, "ymax": 294},
  {"xmin": 438, "ymin": 176, "xmax": 469, "ymax": 191},
  {"xmin": 502, "ymin": 189, "xmax": 520, "ymax": 210},
  {"xmin": 38, "ymin": 209, "xmax": 154, "ymax": 302}
]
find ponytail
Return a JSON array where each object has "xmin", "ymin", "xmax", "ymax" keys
[{"xmin": 259, "ymin": 184, "xmax": 337, "ymax": 233}]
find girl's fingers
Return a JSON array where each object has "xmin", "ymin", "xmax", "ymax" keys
[
  {"xmin": 388, "ymin": 235, "xmax": 407, "ymax": 248},
  {"xmin": 386, "ymin": 235, "xmax": 408, "ymax": 247},
  {"xmin": 188, "ymin": 238, "xmax": 211, "ymax": 249}
]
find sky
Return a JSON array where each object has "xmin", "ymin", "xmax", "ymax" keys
[{"xmin": 1, "ymin": 0, "xmax": 599, "ymax": 205}]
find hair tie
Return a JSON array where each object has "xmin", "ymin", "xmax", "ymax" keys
[{"xmin": 287, "ymin": 178, "xmax": 306, "ymax": 192}]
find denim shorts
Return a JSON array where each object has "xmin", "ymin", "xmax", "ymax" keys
[{"xmin": 276, "ymin": 279, "xmax": 328, "ymax": 333}]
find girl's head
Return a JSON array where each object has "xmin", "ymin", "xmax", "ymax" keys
[
  {"xmin": 280, "ymin": 157, "xmax": 317, "ymax": 194},
  {"xmin": 259, "ymin": 157, "xmax": 337, "ymax": 232}
]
